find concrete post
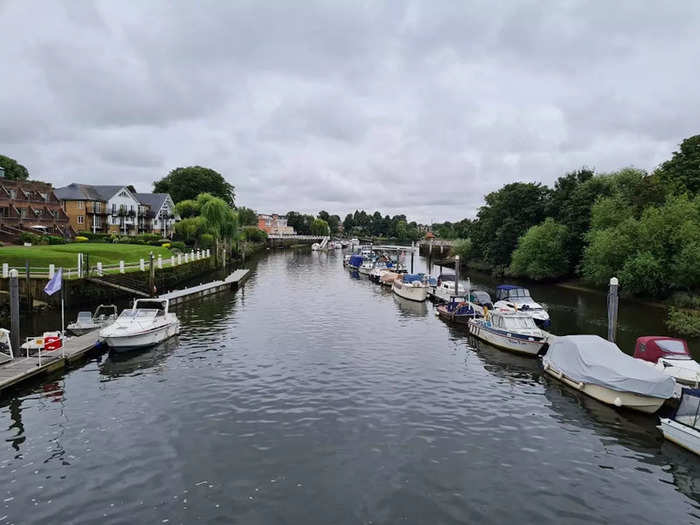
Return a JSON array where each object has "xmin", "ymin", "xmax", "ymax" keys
[
  {"xmin": 9, "ymin": 270, "xmax": 19, "ymax": 353},
  {"xmin": 97, "ymin": 262, "xmax": 103, "ymax": 276},
  {"xmin": 49, "ymin": 264, "xmax": 55, "ymax": 279},
  {"xmin": 119, "ymin": 260, "xmax": 125, "ymax": 274},
  {"xmin": 607, "ymin": 277, "xmax": 619, "ymax": 343},
  {"xmin": 158, "ymin": 255, "xmax": 163, "ymax": 269},
  {"xmin": 2, "ymin": 263, "xmax": 7, "ymax": 278}
]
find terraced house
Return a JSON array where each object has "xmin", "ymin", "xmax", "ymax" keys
[
  {"xmin": 0, "ymin": 169, "xmax": 73, "ymax": 242},
  {"xmin": 55, "ymin": 183, "xmax": 178, "ymax": 236}
]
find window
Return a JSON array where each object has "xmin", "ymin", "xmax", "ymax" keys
[
  {"xmin": 77, "ymin": 201, "xmax": 84, "ymax": 209},
  {"xmin": 77, "ymin": 216, "xmax": 84, "ymax": 224},
  {"xmin": 9, "ymin": 189, "xmax": 16, "ymax": 199}
]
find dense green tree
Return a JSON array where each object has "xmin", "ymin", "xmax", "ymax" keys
[
  {"xmin": 395, "ymin": 219, "xmax": 407, "ymax": 240},
  {"xmin": 343, "ymin": 213, "xmax": 354, "ymax": 233},
  {"xmin": 327, "ymin": 214, "xmax": 340, "ymax": 235},
  {"xmin": 174, "ymin": 217, "xmax": 207, "ymax": 244},
  {"xmin": 656, "ymin": 135, "xmax": 700, "ymax": 195},
  {"xmin": 452, "ymin": 238, "xmax": 473, "ymax": 262},
  {"xmin": 154, "ymin": 166, "xmax": 235, "ymax": 205},
  {"xmin": 318, "ymin": 210, "xmax": 330, "ymax": 222},
  {"xmin": 175, "ymin": 199, "xmax": 199, "ymax": 218},
  {"xmin": 310, "ymin": 218, "xmax": 330, "ymax": 236},
  {"xmin": 0, "ymin": 154, "xmax": 29, "ymax": 180},
  {"xmin": 237, "ymin": 206, "xmax": 258, "ymax": 226},
  {"xmin": 510, "ymin": 218, "xmax": 570, "ymax": 280}
]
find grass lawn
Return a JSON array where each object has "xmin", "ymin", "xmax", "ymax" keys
[{"xmin": 0, "ymin": 243, "xmax": 173, "ymax": 268}]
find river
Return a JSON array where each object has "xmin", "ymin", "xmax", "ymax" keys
[{"xmin": 0, "ymin": 249, "xmax": 698, "ymax": 524}]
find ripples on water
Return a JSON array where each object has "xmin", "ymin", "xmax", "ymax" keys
[{"xmin": 0, "ymin": 250, "xmax": 697, "ymax": 524}]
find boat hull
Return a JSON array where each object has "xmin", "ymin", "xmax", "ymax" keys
[
  {"xmin": 659, "ymin": 419, "xmax": 700, "ymax": 455},
  {"xmin": 102, "ymin": 322, "xmax": 180, "ymax": 352},
  {"xmin": 437, "ymin": 309, "xmax": 471, "ymax": 325},
  {"xmin": 392, "ymin": 281, "xmax": 427, "ymax": 302},
  {"xmin": 543, "ymin": 364, "xmax": 666, "ymax": 414},
  {"xmin": 468, "ymin": 320, "xmax": 543, "ymax": 356}
]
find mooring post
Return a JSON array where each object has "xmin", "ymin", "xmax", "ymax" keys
[
  {"xmin": 410, "ymin": 242, "xmax": 415, "ymax": 274},
  {"xmin": 607, "ymin": 277, "xmax": 619, "ymax": 343},
  {"xmin": 24, "ymin": 260, "xmax": 32, "ymax": 309},
  {"xmin": 455, "ymin": 255, "xmax": 460, "ymax": 297},
  {"xmin": 9, "ymin": 269, "xmax": 20, "ymax": 353}
]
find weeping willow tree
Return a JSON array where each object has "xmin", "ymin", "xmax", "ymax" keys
[{"xmin": 200, "ymin": 196, "xmax": 239, "ymax": 266}]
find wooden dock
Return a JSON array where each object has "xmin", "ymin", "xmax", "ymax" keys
[
  {"xmin": 0, "ymin": 330, "xmax": 103, "ymax": 395},
  {"xmin": 158, "ymin": 269, "xmax": 250, "ymax": 305}
]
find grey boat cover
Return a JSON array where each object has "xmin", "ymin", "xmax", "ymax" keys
[{"xmin": 543, "ymin": 335, "xmax": 675, "ymax": 399}]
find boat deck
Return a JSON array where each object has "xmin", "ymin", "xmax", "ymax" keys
[{"xmin": 0, "ymin": 330, "xmax": 102, "ymax": 395}]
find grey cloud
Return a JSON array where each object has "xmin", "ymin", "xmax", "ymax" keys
[{"xmin": 1, "ymin": 0, "xmax": 699, "ymax": 223}]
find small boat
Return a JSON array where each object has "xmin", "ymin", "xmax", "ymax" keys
[
  {"xmin": 100, "ymin": 298, "xmax": 179, "ymax": 351},
  {"xmin": 369, "ymin": 262, "xmax": 389, "ymax": 283},
  {"xmin": 67, "ymin": 304, "xmax": 118, "ymax": 336},
  {"xmin": 493, "ymin": 285, "xmax": 550, "ymax": 328},
  {"xmin": 542, "ymin": 335, "xmax": 675, "ymax": 414},
  {"xmin": 358, "ymin": 260, "xmax": 375, "ymax": 275},
  {"xmin": 347, "ymin": 254, "xmax": 363, "ymax": 270},
  {"xmin": 634, "ymin": 336, "xmax": 700, "ymax": 388},
  {"xmin": 380, "ymin": 271, "xmax": 399, "ymax": 286},
  {"xmin": 437, "ymin": 296, "xmax": 479, "ymax": 325},
  {"xmin": 468, "ymin": 311, "xmax": 545, "ymax": 355},
  {"xmin": 659, "ymin": 388, "xmax": 700, "ymax": 455},
  {"xmin": 0, "ymin": 329, "xmax": 12, "ymax": 363},
  {"xmin": 311, "ymin": 243, "xmax": 321, "ymax": 251},
  {"xmin": 391, "ymin": 274, "xmax": 428, "ymax": 302}
]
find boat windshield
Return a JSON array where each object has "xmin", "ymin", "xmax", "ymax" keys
[
  {"xmin": 119, "ymin": 309, "xmax": 161, "ymax": 320},
  {"xmin": 502, "ymin": 316, "xmax": 537, "ymax": 330},
  {"xmin": 507, "ymin": 288, "xmax": 531, "ymax": 298},
  {"xmin": 77, "ymin": 312, "xmax": 92, "ymax": 322},
  {"xmin": 676, "ymin": 391, "xmax": 700, "ymax": 430},
  {"xmin": 471, "ymin": 291, "xmax": 492, "ymax": 305},
  {"xmin": 657, "ymin": 339, "xmax": 689, "ymax": 355}
]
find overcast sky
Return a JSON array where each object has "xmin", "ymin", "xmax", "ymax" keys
[{"xmin": 1, "ymin": 1, "xmax": 698, "ymax": 223}]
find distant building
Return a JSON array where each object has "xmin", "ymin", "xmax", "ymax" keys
[
  {"xmin": 424, "ymin": 231, "xmax": 436, "ymax": 240},
  {"xmin": 257, "ymin": 214, "xmax": 295, "ymax": 235},
  {"xmin": 0, "ymin": 175, "xmax": 73, "ymax": 241},
  {"xmin": 55, "ymin": 183, "xmax": 178, "ymax": 236}
]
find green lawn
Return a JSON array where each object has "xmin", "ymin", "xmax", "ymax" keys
[{"xmin": 0, "ymin": 243, "xmax": 173, "ymax": 268}]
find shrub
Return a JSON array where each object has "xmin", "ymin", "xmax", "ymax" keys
[
  {"xmin": 137, "ymin": 233, "xmax": 161, "ymax": 243},
  {"xmin": 75, "ymin": 236, "xmax": 89, "ymax": 242},
  {"xmin": 199, "ymin": 233, "xmax": 214, "ymax": 249},
  {"xmin": 19, "ymin": 232, "xmax": 43, "ymax": 245},
  {"xmin": 170, "ymin": 241, "xmax": 186, "ymax": 252},
  {"xmin": 148, "ymin": 240, "xmax": 164, "ymax": 246},
  {"xmin": 161, "ymin": 243, "xmax": 171, "ymax": 248},
  {"xmin": 46, "ymin": 235, "xmax": 65, "ymax": 245},
  {"xmin": 78, "ymin": 231, "xmax": 110, "ymax": 242},
  {"xmin": 241, "ymin": 226, "xmax": 268, "ymax": 243},
  {"xmin": 667, "ymin": 308, "xmax": 700, "ymax": 338}
]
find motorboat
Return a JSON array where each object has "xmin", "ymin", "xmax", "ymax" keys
[
  {"xmin": 0, "ymin": 329, "xmax": 12, "ymax": 363},
  {"xmin": 369, "ymin": 262, "xmax": 390, "ymax": 283},
  {"xmin": 100, "ymin": 298, "xmax": 179, "ymax": 351},
  {"xmin": 659, "ymin": 388, "xmax": 700, "ymax": 455},
  {"xmin": 437, "ymin": 296, "xmax": 479, "ymax": 326},
  {"xmin": 347, "ymin": 254, "xmax": 363, "ymax": 270},
  {"xmin": 542, "ymin": 335, "xmax": 675, "ymax": 414},
  {"xmin": 311, "ymin": 243, "xmax": 321, "ymax": 251},
  {"xmin": 493, "ymin": 285, "xmax": 550, "ymax": 328},
  {"xmin": 380, "ymin": 271, "xmax": 399, "ymax": 286},
  {"xmin": 67, "ymin": 304, "xmax": 118, "ymax": 336},
  {"xmin": 358, "ymin": 259, "xmax": 375, "ymax": 275},
  {"xmin": 634, "ymin": 336, "xmax": 700, "ymax": 388},
  {"xmin": 391, "ymin": 274, "xmax": 428, "ymax": 302},
  {"xmin": 468, "ymin": 312, "xmax": 546, "ymax": 356}
]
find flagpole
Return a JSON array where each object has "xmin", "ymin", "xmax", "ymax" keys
[{"xmin": 60, "ymin": 267, "xmax": 65, "ymax": 358}]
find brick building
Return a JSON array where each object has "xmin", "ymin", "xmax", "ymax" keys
[{"xmin": 257, "ymin": 214, "xmax": 295, "ymax": 235}]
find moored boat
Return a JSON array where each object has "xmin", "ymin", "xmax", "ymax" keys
[
  {"xmin": 493, "ymin": 285, "xmax": 550, "ymax": 328},
  {"xmin": 468, "ymin": 312, "xmax": 545, "ymax": 355},
  {"xmin": 67, "ymin": 304, "xmax": 118, "ymax": 336},
  {"xmin": 391, "ymin": 274, "xmax": 428, "ymax": 302},
  {"xmin": 659, "ymin": 388, "xmax": 700, "ymax": 455},
  {"xmin": 347, "ymin": 254, "xmax": 363, "ymax": 270},
  {"xmin": 634, "ymin": 336, "xmax": 700, "ymax": 388},
  {"xmin": 100, "ymin": 298, "xmax": 179, "ymax": 351},
  {"xmin": 437, "ymin": 296, "xmax": 479, "ymax": 325},
  {"xmin": 542, "ymin": 335, "xmax": 675, "ymax": 413},
  {"xmin": 380, "ymin": 271, "xmax": 399, "ymax": 286}
]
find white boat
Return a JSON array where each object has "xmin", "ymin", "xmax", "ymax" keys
[
  {"xmin": 0, "ymin": 329, "xmax": 12, "ymax": 363},
  {"xmin": 634, "ymin": 337, "xmax": 700, "ymax": 389},
  {"xmin": 542, "ymin": 335, "xmax": 675, "ymax": 414},
  {"xmin": 493, "ymin": 285, "xmax": 550, "ymax": 328},
  {"xmin": 468, "ymin": 312, "xmax": 545, "ymax": 356},
  {"xmin": 358, "ymin": 260, "xmax": 374, "ymax": 275},
  {"xmin": 380, "ymin": 271, "xmax": 399, "ymax": 286},
  {"xmin": 311, "ymin": 243, "xmax": 321, "ymax": 251},
  {"xmin": 100, "ymin": 298, "xmax": 179, "ymax": 351},
  {"xmin": 391, "ymin": 274, "xmax": 428, "ymax": 302},
  {"xmin": 67, "ymin": 304, "xmax": 118, "ymax": 336},
  {"xmin": 659, "ymin": 388, "xmax": 700, "ymax": 455}
]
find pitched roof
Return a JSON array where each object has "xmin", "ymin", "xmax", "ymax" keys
[
  {"xmin": 135, "ymin": 193, "xmax": 169, "ymax": 211},
  {"xmin": 54, "ymin": 183, "xmax": 106, "ymax": 201}
]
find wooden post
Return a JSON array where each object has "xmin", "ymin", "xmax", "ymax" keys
[
  {"xmin": 149, "ymin": 253, "xmax": 155, "ymax": 297},
  {"xmin": 607, "ymin": 277, "xmax": 619, "ymax": 343},
  {"xmin": 9, "ymin": 270, "xmax": 19, "ymax": 353}
]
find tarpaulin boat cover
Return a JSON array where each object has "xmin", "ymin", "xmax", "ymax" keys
[
  {"xmin": 380, "ymin": 272, "xmax": 399, "ymax": 283},
  {"xmin": 349, "ymin": 255, "xmax": 363, "ymax": 267},
  {"xmin": 402, "ymin": 274, "xmax": 424, "ymax": 284},
  {"xmin": 543, "ymin": 335, "xmax": 675, "ymax": 399}
]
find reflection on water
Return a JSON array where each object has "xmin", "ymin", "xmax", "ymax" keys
[{"xmin": 0, "ymin": 251, "xmax": 696, "ymax": 523}]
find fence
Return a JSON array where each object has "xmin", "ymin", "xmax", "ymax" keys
[{"xmin": 0, "ymin": 249, "xmax": 212, "ymax": 280}]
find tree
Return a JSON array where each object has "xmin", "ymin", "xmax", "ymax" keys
[
  {"xmin": 310, "ymin": 218, "xmax": 330, "ymax": 236},
  {"xmin": 656, "ymin": 134, "xmax": 700, "ymax": 195},
  {"xmin": 343, "ymin": 213, "xmax": 354, "ymax": 234},
  {"xmin": 510, "ymin": 218, "xmax": 570, "ymax": 280},
  {"xmin": 0, "ymin": 154, "xmax": 29, "ymax": 180},
  {"xmin": 327, "ymin": 214, "xmax": 340, "ymax": 235},
  {"xmin": 154, "ymin": 166, "xmax": 235, "ymax": 205},
  {"xmin": 395, "ymin": 219, "xmax": 407, "ymax": 240},
  {"xmin": 175, "ymin": 199, "xmax": 199, "ymax": 218},
  {"xmin": 318, "ymin": 210, "xmax": 330, "ymax": 222},
  {"xmin": 237, "ymin": 206, "xmax": 258, "ymax": 226},
  {"xmin": 174, "ymin": 217, "xmax": 207, "ymax": 244}
]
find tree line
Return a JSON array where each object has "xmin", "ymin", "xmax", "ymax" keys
[{"xmin": 436, "ymin": 135, "xmax": 700, "ymax": 304}]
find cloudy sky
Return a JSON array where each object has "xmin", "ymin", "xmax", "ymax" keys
[{"xmin": 1, "ymin": 1, "xmax": 698, "ymax": 223}]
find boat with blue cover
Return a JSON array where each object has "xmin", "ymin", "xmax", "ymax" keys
[
  {"xmin": 391, "ymin": 273, "xmax": 429, "ymax": 302},
  {"xmin": 347, "ymin": 254, "xmax": 364, "ymax": 270},
  {"xmin": 468, "ymin": 311, "xmax": 546, "ymax": 356},
  {"xmin": 437, "ymin": 296, "xmax": 479, "ymax": 325}
]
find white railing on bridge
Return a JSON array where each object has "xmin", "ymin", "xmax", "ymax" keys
[{"xmin": 267, "ymin": 234, "xmax": 326, "ymax": 240}]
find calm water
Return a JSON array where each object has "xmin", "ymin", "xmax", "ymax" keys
[{"xmin": 0, "ymin": 250, "xmax": 698, "ymax": 524}]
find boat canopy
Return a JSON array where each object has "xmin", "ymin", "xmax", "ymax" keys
[
  {"xmin": 673, "ymin": 388, "xmax": 700, "ymax": 430},
  {"xmin": 349, "ymin": 255, "xmax": 363, "ymax": 267},
  {"xmin": 402, "ymin": 274, "xmax": 424, "ymax": 284},
  {"xmin": 496, "ymin": 285, "xmax": 531, "ymax": 299},
  {"xmin": 635, "ymin": 336, "xmax": 691, "ymax": 362},
  {"xmin": 470, "ymin": 291, "xmax": 492, "ymax": 306},
  {"xmin": 543, "ymin": 335, "xmax": 676, "ymax": 399}
]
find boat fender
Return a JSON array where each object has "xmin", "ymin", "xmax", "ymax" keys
[
  {"xmin": 576, "ymin": 382, "xmax": 584, "ymax": 390},
  {"xmin": 613, "ymin": 397, "xmax": 622, "ymax": 407}
]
